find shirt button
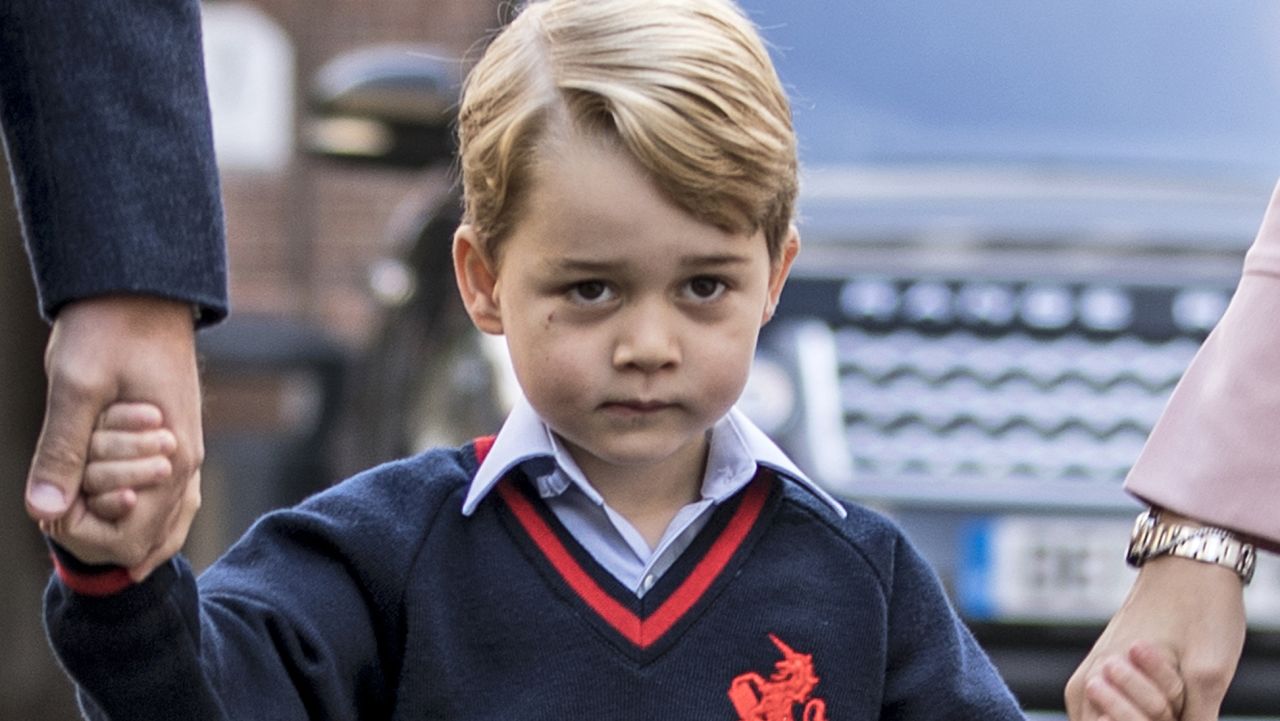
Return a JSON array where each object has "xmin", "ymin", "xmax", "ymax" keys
[{"xmin": 641, "ymin": 574, "xmax": 656, "ymax": 592}]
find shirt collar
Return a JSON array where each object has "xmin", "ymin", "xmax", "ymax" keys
[{"xmin": 461, "ymin": 395, "xmax": 847, "ymax": 518}]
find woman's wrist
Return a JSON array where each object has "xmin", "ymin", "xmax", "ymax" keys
[{"xmin": 1127, "ymin": 508, "xmax": 1257, "ymax": 585}]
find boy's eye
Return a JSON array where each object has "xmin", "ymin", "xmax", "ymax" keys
[
  {"xmin": 568, "ymin": 281, "xmax": 615, "ymax": 304},
  {"xmin": 685, "ymin": 276, "xmax": 727, "ymax": 301}
]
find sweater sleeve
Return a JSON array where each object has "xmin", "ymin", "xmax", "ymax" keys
[
  {"xmin": 879, "ymin": 533, "xmax": 1023, "ymax": 720},
  {"xmin": 1124, "ymin": 180, "xmax": 1280, "ymax": 548},
  {"xmin": 44, "ymin": 559, "xmax": 229, "ymax": 721},
  {"xmin": 44, "ymin": 457, "xmax": 460, "ymax": 721},
  {"xmin": 0, "ymin": 0, "xmax": 227, "ymax": 325}
]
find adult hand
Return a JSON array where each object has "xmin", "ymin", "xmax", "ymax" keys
[
  {"xmin": 1066, "ymin": 547, "xmax": 1247, "ymax": 721},
  {"xmin": 25, "ymin": 295, "xmax": 205, "ymax": 580}
]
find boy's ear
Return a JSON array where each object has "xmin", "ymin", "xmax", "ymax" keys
[
  {"xmin": 452, "ymin": 224, "xmax": 504, "ymax": 335},
  {"xmin": 762, "ymin": 225, "xmax": 800, "ymax": 325}
]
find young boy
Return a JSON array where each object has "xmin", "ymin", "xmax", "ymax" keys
[{"xmin": 42, "ymin": 1, "xmax": 1183, "ymax": 718}]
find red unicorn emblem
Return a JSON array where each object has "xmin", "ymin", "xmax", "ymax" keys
[{"xmin": 728, "ymin": 634, "xmax": 829, "ymax": 721}]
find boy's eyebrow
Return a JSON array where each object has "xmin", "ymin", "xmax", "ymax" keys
[
  {"xmin": 678, "ymin": 253, "xmax": 754, "ymax": 268},
  {"xmin": 554, "ymin": 257, "xmax": 623, "ymax": 273},
  {"xmin": 553, "ymin": 254, "xmax": 754, "ymax": 272}
]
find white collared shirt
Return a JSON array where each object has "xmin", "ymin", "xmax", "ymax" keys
[{"xmin": 462, "ymin": 397, "xmax": 846, "ymax": 597}]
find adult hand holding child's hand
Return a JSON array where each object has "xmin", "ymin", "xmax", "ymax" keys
[
  {"xmin": 42, "ymin": 401, "xmax": 199, "ymax": 583},
  {"xmin": 1066, "ymin": 556, "xmax": 1245, "ymax": 721},
  {"xmin": 29, "ymin": 296, "xmax": 205, "ymax": 581}
]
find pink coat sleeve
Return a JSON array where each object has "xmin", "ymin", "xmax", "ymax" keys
[{"xmin": 1124, "ymin": 180, "xmax": 1280, "ymax": 548}]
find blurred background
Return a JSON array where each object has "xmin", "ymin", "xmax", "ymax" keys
[
  {"xmin": 3, "ymin": 1, "xmax": 1279, "ymax": 718},
  {"xmin": 2, "ymin": 2, "xmax": 495, "ymax": 718}
]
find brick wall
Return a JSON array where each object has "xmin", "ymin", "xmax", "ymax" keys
[{"xmin": 182, "ymin": 0, "xmax": 503, "ymax": 574}]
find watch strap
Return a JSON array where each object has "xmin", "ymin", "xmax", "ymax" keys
[{"xmin": 1126, "ymin": 509, "xmax": 1256, "ymax": 585}]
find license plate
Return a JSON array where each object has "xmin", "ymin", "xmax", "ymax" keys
[
  {"xmin": 957, "ymin": 516, "xmax": 1135, "ymax": 623},
  {"xmin": 958, "ymin": 515, "xmax": 1280, "ymax": 627},
  {"xmin": 1241, "ymin": 548, "xmax": 1280, "ymax": 630}
]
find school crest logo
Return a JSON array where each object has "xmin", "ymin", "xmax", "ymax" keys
[{"xmin": 728, "ymin": 634, "xmax": 828, "ymax": 721}]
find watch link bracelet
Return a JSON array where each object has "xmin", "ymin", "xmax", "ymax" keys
[{"xmin": 1126, "ymin": 509, "xmax": 1256, "ymax": 585}]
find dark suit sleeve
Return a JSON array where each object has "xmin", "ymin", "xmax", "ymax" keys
[{"xmin": 0, "ymin": 0, "xmax": 228, "ymax": 325}]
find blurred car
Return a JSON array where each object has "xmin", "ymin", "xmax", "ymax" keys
[
  {"xmin": 744, "ymin": 2, "xmax": 1280, "ymax": 714},
  {"xmin": 306, "ymin": 2, "xmax": 1280, "ymax": 715}
]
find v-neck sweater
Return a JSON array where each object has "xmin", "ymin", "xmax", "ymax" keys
[{"xmin": 45, "ymin": 440, "xmax": 1022, "ymax": 720}]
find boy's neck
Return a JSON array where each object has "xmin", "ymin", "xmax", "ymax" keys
[{"xmin": 565, "ymin": 436, "xmax": 709, "ymax": 550}]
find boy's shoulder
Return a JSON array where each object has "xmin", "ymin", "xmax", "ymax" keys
[
  {"xmin": 773, "ymin": 476, "xmax": 914, "ymax": 580},
  {"xmin": 775, "ymin": 475, "xmax": 903, "ymax": 539},
  {"xmin": 199, "ymin": 443, "xmax": 488, "ymax": 603},
  {"xmin": 296, "ymin": 441, "xmax": 484, "ymax": 528}
]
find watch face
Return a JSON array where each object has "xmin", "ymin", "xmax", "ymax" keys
[
  {"xmin": 1125, "ymin": 511, "xmax": 1157, "ymax": 567},
  {"xmin": 1240, "ymin": 547, "xmax": 1257, "ymax": 585}
]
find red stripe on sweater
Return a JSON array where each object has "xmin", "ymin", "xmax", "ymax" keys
[
  {"xmin": 474, "ymin": 435, "xmax": 769, "ymax": 649},
  {"xmin": 639, "ymin": 476, "xmax": 767, "ymax": 644},
  {"xmin": 473, "ymin": 435, "xmax": 496, "ymax": 465},
  {"xmin": 498, "ymin": 483, "xmax": 645, "ymax": 644},
  {"xmin": 498, "ymin": 478, "xmax": 768, "ymax": 648},
  {"xmin": 51, "ymin": 554, "xmax": 134, "ymax": 597}
]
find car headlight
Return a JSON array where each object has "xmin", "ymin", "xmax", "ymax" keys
[{"xmin": 740, "ymin": 353, "xmax": 798, "ymax": 437}]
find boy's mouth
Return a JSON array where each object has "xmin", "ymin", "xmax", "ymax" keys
[{"xmin": 601, "ymin": 399, "xmax": 674, "ymax": 414}]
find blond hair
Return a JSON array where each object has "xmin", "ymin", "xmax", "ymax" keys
[{"xmin": 457, "ymin": 0, "xmax": 797, "ymax": 260}]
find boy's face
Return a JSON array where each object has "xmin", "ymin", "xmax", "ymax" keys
[{"xmin": 454, "ymin": 133, "xmax": 798, "ymax": 484}]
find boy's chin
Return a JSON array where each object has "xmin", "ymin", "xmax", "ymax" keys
[{"xmin": 559, "ymin": 429, "xmax": 711, "ymax": 472}]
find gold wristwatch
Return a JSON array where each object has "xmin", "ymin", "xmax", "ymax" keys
[{"xmin": 1126, "ymin": 509, "xmax": 1256, "ymax": 585}]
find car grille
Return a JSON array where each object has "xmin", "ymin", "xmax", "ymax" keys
[{"xmin": 765, "ymin": 275, "xmax": 1232, "ymax": 509}]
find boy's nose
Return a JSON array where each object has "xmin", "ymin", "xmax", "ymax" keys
[{"xmin": 612, "ymin": 303, "xmax": 681, "ymax": 372}]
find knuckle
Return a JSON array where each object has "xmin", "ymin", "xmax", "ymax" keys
[
  {"xmin": 184, "ymin": 471, "xmax": 203, "ymax": 512},
  {"xmin": 80, "ymin": 469, "xmax": 107, "ymax": 495},
  {"xmin": 189, "ymin": 439, "xmax": 206, "ymax": 467},
  {"xmin": 1182, "ymin": 661, "xmax": 1231, "ymax": 693},
  {"xmin": 1063, "ymin": 683, "xmax": 1087, "ymax": 717},
  {"xmin": 156, "ymin": 429, "xmax": 178, "ymax": 454},
  {"xmin": 118, "ymin": 537, "xmax": 151, "ymax": 567},
  {"xmin": 84, "ymin": 495, "xmax": 114, "ymax": 519},
  {"xmin": 1064, "ymin": 673, "xmax": 1082, "ymax": 701},
  {"xmin": 170, "ymin": 450, "xmax": 200, "ymax": 482},
  {"xmin": 88, "ymin": 433, "xmax": 108, "ymax": 459},
  {"xmin": 33, "ymin": 436, "xmax": 88, "ymax": 476},
  {"xmin": 155, "ymin": 541, "xmax": 182, "ymax": 568},
  {"xmin": 47, "ymin": 360, "xmax": 104, "ymax": 398},
  {"xmin": 1101, "ymin": 657, "xmax": 1129, "ymax": 683}
]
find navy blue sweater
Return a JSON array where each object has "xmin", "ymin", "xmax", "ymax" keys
[{"xmin": 45, "ymin": 441, "xmax": 1023, "ymax": 720}]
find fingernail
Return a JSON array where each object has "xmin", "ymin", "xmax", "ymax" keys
[{"xmin": 29, "ymin": 483, "xmax": 67, "ymax": 514}]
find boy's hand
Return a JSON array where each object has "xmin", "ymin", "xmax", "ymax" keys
[
  {"xmin": 41, "ymin": 402, "xmax": 198, "ymax": 581},
  {"xmin": 1083, "ymin": 642, "xmax": 1185, "ymax": 721},
  {"xmin": 85, "ymin": 402, "xmax": 176, "ymax": 518}
]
